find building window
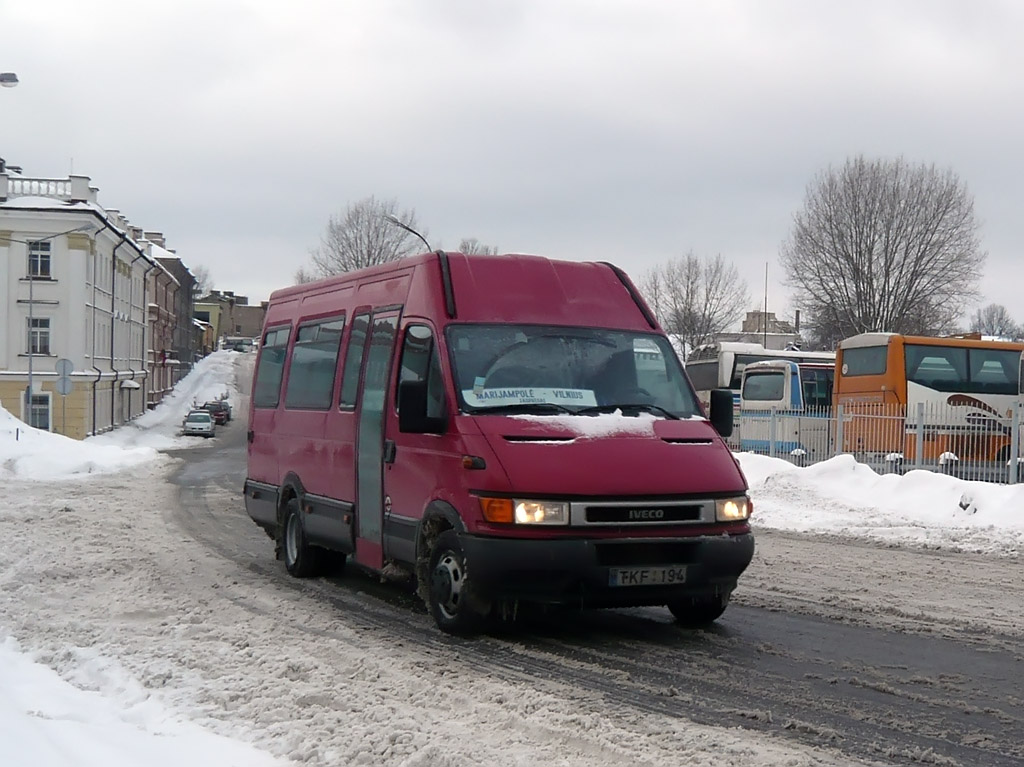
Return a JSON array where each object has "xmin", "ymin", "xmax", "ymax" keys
[
  {"xmin": 28, "ymin": 317, "xmax": 51, "ymax": 355},
  {"xmin": 29, "ymin": 241, "xmax": 52, "ymax": 278},
  {"xmin": 26, "ymin": 393, "xmax": 50, "ymax": 430}
]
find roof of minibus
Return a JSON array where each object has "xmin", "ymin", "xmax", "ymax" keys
[
  {"xmin": 266, "ymin": 252, "xmax": 658, "ymax": 331},
  {"xmin": 839, "ymin": 332, "xmax": 1024, "ymax": 351}
]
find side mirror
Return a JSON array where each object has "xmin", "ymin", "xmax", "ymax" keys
[
  {"xmin": 709, "ymin": 388, "xmax": 734, "ymax": 438},
  {"xmin": 398, "ymin": 380, "xmax": 447, "ymax": 434}
]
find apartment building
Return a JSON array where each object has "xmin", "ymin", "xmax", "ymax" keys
[
  {"xmin": 195, "ymin": 289, "xmax": 266, "ymax": 345},
  {"xmin": 0, "ymin": 165, "xmax": 197, "ymax": 437}
]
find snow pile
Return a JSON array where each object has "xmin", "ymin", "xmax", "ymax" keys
[
  {"xmin": 0, "ymin": 398, "xmax": 158, "ymax": 481},
  {"xmin": 91, "ymin": 350, "xmax": 241, "ymax": 451},
  {"xmin": 738, "ymin": 452, "xmax": 1024, "ymax": 555},
  {"xmin": 0, "ymin": 352, "xmax": 243, "ymax": 482},
  {"xmin": 0, "ymin": 637, "xmax": 284, "ymax": 767}
]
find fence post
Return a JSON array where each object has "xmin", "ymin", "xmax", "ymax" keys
[
  {"xmin": 834, "ymin": 404, "xmax": 844, "ymax": 457},
  {"xmin": 769, "ymin": 407, "xmax": 777, "ymax": 458},
  {"xmin": 1010, "ymin": 400, "xmax": 1020, "ymax": 486},
  {"xmin": 914, "ymin": 402, "xmax": 925, "ymax": 471}
]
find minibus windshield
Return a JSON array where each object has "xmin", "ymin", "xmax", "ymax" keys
[{"xmin": 446, "ymin": 324, "xmax": 701, "ymax": 418}]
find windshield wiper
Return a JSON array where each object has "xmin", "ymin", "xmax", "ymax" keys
[
  {"xmin": 472, "ymin": 403, "xmax": 576, "ymax": 415},
  {"xmin": 577, "ymin": 403, "xmax": 680, "ymax": 420}
]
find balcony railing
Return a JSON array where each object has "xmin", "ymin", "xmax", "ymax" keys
[{"xmin": 0, "ymin": 173, "xmax": 97, "ymax": 204}]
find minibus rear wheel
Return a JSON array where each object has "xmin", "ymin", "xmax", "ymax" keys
[
  {"xmin": 428, "ymin": 531, "xmax": 489, "ymax": 635},
  {"xmin": 282, "ymin": 498, "xmax": 323, "ymax": 577},
  {"xmin": 667, "ymin": 594, "xmax": 729, "ymax": 627}
]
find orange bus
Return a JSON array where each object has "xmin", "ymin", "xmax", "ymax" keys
[{"xmin": 834, "ymin": 333, "xmax": 1024, "ymax": 465}]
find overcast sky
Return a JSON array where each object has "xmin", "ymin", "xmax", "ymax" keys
[{"xmin": 3, "ymin": 0, "xmax": 1022, "ymax": 322}]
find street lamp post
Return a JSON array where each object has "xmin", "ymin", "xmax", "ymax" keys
[{"xmin": 10, "ymin": 225, "xmax": 94, "ymax": 427}]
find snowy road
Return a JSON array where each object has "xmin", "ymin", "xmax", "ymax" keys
[
  {"xmin": 163, "ymin": 416, "xmax": 1024, "ymax": 766},
  {"xmin": 3, "ymin": 354, "xmax": 1023, "ymax": 766}
]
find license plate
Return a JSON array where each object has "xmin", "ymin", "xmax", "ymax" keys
[{"xmin": 609, "ymin": 566, "xmax": 687, "ymax": 587}]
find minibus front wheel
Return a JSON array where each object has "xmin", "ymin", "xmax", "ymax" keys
[
  {"xmin": 428, "ymin": 531, "xmax": 491, "ymax": 635},
  {"xmin": 667, "ymin": 593, "xmax": 730, "ymax": 628}
]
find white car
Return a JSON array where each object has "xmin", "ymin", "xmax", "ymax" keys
[{"xmin": 182, "ymin": 410, "xmax": 216, "ymax": 438}]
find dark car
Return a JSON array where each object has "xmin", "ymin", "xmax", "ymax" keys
[{"xmin": 203, "ymin": 400, "xmax": 232, "ymax": 424}]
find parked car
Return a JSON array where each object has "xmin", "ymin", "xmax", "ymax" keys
[
  {"xmin": 182, "ymin": 410, "xmax": 216, "ymax": 438},
  {"xmin": 203, "ymin": 399, "xmax": 232, "ymax": 424}
]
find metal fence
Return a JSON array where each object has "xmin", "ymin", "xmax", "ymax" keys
[{"xmin": 735, "ymin": 401, "xmax": 1024, "ymax": 484}]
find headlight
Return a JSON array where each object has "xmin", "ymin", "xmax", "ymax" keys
[
  {"xmin": 478, "ymin": 497, "xmax": 569, "ymax": 525},
  {"xmin": 515, "ymin": 500, "xmax": 569, "ymax": 525},
  {"xmin": 715, "ymin": 496, "xmax": 751, "ymax": 522}
]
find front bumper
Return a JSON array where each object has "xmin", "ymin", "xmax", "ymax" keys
[{"xmin": 459, "ymin": 531, "xmax": 754, "ymax": 608}]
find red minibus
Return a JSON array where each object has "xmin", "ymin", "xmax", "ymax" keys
[{"xmin": 244, "ymin": 252, "xmax": 753, "ymax": 634}]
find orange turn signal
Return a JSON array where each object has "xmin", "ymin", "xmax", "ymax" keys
[{"xmin": 478, "ymin": 497, "xmax": 514, "ymax": 524}]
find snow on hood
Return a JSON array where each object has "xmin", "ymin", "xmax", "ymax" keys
[{"xmin": 509, "ymin": 410, "xmax": 660, "ymax": 437}]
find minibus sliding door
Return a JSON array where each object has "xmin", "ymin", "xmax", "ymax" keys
[{"xmin": 353, "ymin": 310, "xmax": 400, "ymax": 570}]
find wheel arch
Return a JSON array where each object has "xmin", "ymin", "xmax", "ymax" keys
[
  {"xmin": 414, "ymin": 500, "xmax": 466, "ymax": 602},
  {"xmin": 276, "ymin": 472, "xmax": 307, "ymax": 535}
]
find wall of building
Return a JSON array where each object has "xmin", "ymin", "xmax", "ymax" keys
[{"xmin": 1, "ymin": 197, "xmax": 154, "ymax": 437}]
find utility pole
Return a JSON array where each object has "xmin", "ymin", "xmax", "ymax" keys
[{"xmin": 763, "ymin": 262, "xmax": 769, "ymax": 348}]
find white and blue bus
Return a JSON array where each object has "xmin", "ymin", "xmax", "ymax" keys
[
  {"xmin": 685, "ymin": 342, "xmax": 835, "ymax": 410},
  {"xmin": 738, "ymin": 359, "xmax": 835, "ymax": 460}
]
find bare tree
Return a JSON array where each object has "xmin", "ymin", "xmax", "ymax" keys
[
  {"xmin": 640, "ymin": 252, "xmax": 749, "ymax": 354},
  {"xmin": 191, "ymin": 264, "xmax": 213, "ymax": 298},
  {"xmin": 781, "ymin": 156, "xmax": 985, "ymax": 340},
  {"xmin": 308, "ymin": 196, "xmax": 424, "ymax": 277},
  {"xmin": 293, "ymin": 266, "xmax": 317, "ymax": 285},
  {"xmin": 969, "ymin": 303, "xmax": 1021, "ymax": 339},
  {"xmin": 458, "ymin": 237, "xmax": 499, "ymax": 255}
]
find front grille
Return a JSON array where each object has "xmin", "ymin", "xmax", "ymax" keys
[
  {"xmin": 585, "ymin": 505, "xmax": 702, "ymax": 524},
  {"xmin": 569, "ymin": 499, "xmax": 714, "ymax": 526}
]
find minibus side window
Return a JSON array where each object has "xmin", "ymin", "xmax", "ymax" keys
[
  {"xmin": 397, "ymin": 324, "xmax": 446, "ymax": 420},
  {"xmin": 253, "ymin": 326, "xmax": 291, "ymax": 408},
  {"xmin": 339, "ymin": 312, "xmax": 370, "ymax": 409},
  {"xmin": 284, "ymin": 317, "xmax": 345, "ymax": 410}
]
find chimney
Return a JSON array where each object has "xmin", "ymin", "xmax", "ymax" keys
[{"xmin": 794, "ymin": 310, "xmax": 800, "ymax": 333}]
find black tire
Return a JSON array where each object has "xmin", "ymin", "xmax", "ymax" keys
[
  {"xmin": 281, "ymin": 498, "xmax": 323, "ymax": 577},
  {"xmin": 427, "ymin": 531, "xmax": 490, "ymax": 635},
  {"xmin": 667, "ymin": 593, "xmax": 730, "ymax": 627}
]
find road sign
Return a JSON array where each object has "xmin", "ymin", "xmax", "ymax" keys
[
  {"xmin": 56, "ymin": 376, "xmax": 73, "ymax": 396},
  {"xmin": 55, "ymin": 358, "xmax": 73, "ymax": 377}
]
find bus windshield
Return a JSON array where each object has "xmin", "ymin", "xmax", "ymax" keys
[
  {"xmin": 742, "ymin": 370, "xmax": 785, "ymax": 401},
  {"xmin": 446, "ymin": 324, "xmax": 701, "ymax": 418}
]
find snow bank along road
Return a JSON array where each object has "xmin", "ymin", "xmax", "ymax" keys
[{"xmin": 2, "ymin": 361, "xmax": 1022, "ymax": 766}]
